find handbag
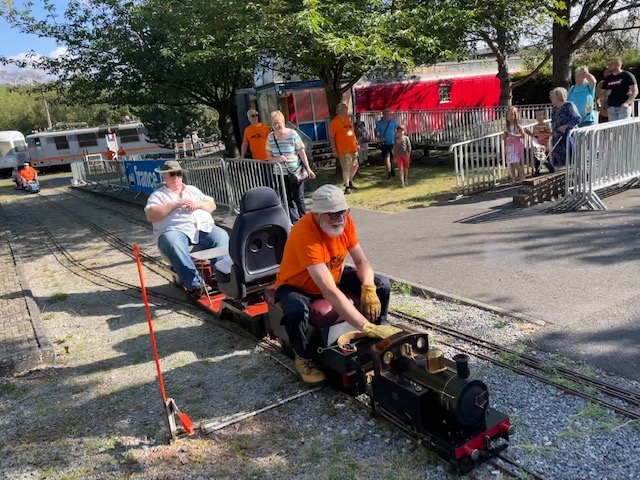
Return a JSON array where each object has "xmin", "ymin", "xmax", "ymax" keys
[
  {"xmin": 273, "ymin": 135, "xmax": 309, "ymax": 186},
  {"xmin": 376, "ymin": 119, "xmax": 392, "ymax": 149}
]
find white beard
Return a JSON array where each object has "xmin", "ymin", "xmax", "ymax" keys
[{"xmin": 318, "ymin": 215, "xmax": 346, "ymax": 238}]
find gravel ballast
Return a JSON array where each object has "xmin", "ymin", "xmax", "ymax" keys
[{"xmin": 0, "ymin": 181, "xmax": 639, "ymax": 480}]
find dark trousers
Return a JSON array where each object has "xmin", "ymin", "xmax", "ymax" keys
[
  {"xmin": 275, "ymin": 267, "xmax": 391, "ymax": 358},
  {"xmin": 285, "ymin": 179, "xmax": 306, "ymax": 224}
]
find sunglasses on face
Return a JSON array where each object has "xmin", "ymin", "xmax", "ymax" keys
[
  {"xmin": 250, "ymin": 114, "xmax": 259, "ymax": 118},
  {"xmin": 326, "ymin": 209, "xmax": 349, "ymax": 220},
  {"xmin": 168, "ymin": 171, "xmax": 183, "ymax": 177}
]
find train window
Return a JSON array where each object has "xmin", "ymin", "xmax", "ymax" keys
[
  {"xmin": 119, "ymin": 128, "xmax": 139, "ymax": 143},
  {"xmin": 14, "ymin": 140, "xmax": 27, "ymax": 152},
  {"xmin": 77, "ymin": 133, "xmax": 99, "ymax": 147},
  {"xmin": 438, "ymin": 84, "xmax": 452, "ymax": 103},
  {"xmin": 27, "ymin": 137, "xmax": 41, "ymax": 148},
  {"xmin": 0, "ymin": 142, "xmax": 11, "ymax": 156},
  {"xmin": 54, "ymin": 136, "xmax": 70, "ymax": 150}
]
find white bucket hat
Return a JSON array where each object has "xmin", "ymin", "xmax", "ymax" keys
[{"xmin": 309, "ymin": 184, "xmax": 349, "ymax": 214}]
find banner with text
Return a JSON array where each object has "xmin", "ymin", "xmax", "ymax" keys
[{"xmin": 124, "ymin": 160, "xmax": 165, "ymax": 194}]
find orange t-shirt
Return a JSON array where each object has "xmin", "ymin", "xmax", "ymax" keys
[
  {"xmin": 20, "ymin": 166, "xmax": 37, "ymax": 181},
  {"xmin": 275, "ymin": 213, "xmax": 358, "ymax": 295},
  {"xmin": 243, "ymin": 123, "xmax": 271, "ymax": 160},
  {"xmin": 329, "ymin": 116, "xmax": 358, "ymax": 155}
]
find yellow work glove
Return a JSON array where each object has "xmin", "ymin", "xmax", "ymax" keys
[
  {"xmin": 360, "ymin": 284, "xmax": 381, "ymax": 321},
  {"xmin": 362, "ymin": 322, "xmax": 402, "ymax": 339}
]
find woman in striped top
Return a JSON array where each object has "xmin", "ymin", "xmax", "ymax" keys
[{"xmin": 266, "ymin": 110, "xmax": 316, "ymax": 224}]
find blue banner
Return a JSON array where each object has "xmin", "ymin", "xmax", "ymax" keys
[{"xmin": 124, "ymin": 160, "xmax": 165, "ymax": 194}]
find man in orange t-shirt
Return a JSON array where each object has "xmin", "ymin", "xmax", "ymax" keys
[
  {"xmin": 240, "ymin": 109, "xmax": 271, "ymax": 160},
  {"xmin": 275, "ymin": 184, "xmax": 398, "ymax": 385},
  {"xmin": 19, "ymin": 162, "xmax": 38, "ymax": 187},
  {"xmin": 329, "ymin": 102, "xmax": 359, "ymax": 194}
]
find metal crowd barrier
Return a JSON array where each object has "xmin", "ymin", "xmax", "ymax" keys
[
  {"xmin": 448, "ymin": 121, "xmax": 549, "ymax": 194},
  {"xmin": 557, "ymin": 118, "xmax": 640, "ymax": 211},
  {"xmin": 72, "ymin": 157, "xmax": 289, "ymax": 218},
  {"xmin": 357, "ymin": 104, "xmax": 552, "ymax": 147}
]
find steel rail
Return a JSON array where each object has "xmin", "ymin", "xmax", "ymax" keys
[{"xmin": 393, "ymin": 310, "xmax": 640, "ymax": 420}]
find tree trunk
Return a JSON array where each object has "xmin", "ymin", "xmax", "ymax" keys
[
  {"xmin": 217, "ymin": 104, "xmax": 238, "ymax": 157},
  {"xmin": 496, "ymin": 55, "xmax": 512, "ymax": 107},
  {"xmin": 324, "ymin": 77, "xmax": 342, "ymax": 121},
  {"xmin": 552, "ymin": 5, "xmax": 573, "ymax": 88}
]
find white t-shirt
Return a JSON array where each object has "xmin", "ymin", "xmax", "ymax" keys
[{"xmin": 145, "ymin": 184, "xmax": 215, "ymax": 243}]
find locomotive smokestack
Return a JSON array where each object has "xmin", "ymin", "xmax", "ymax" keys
[{"xmin": 453, "ymin": 354, "xmax": 470, "ymax": 379}]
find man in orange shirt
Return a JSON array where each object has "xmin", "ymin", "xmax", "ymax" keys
[
  {"xmin": 329, "ymin": 103, "xmax": 359, "ymax": 194},
  {"xmin": 240, "ymin": 109, "xmax": 271, "ymax": 160},
  {"xmin": 19, "ymin": 162, "xmax": 38, "ymax": 188},
  {"xmin": 274, "ymin": 184, "xmax": 398, "ymax": 385}
]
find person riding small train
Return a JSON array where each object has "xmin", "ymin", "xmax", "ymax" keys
[
  {"xmin": 274, "ymin": 184, "xmax": 401, "ymax": 385},
  {"xmin": 18, "ymin": 162, "xmax": 38, "ymax": 189}
]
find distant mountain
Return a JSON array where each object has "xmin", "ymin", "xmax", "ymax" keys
[{"xmin": 0, "ymin": 68, "xmax": 46, "ymax": 86}]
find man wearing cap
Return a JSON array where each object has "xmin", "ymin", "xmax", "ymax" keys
[
  {"xmin": 274, "ymin": 184, "xmax": 399, "ymax": 385},
  {"xmin": 144, "ymin": 160, "xmax": 230, "ymax": 297},
  {"xmin": 19, "ymin": 162, "xmax": 38, "ymax": 188}
]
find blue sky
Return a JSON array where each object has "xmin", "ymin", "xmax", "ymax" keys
[{"xmin": 1, "ymin": 0, "xmax": 68, "ymax": 59}]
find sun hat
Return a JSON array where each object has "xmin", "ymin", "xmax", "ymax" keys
[
  {"xmin": 309, "ymin": 184, "xmax": 349, "ymax": 214},
  {"xmin": 154, "ymin": 160, "xmax": 187, "ymax": 174}
]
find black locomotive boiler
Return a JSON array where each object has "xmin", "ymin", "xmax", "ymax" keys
[
  {"xmin": 169, "ymin": 187, "xmax": 513, "ymax": 472},
  {"xmin": 357, "ymin": 332, "xmax": 513, "ymax": 473}
]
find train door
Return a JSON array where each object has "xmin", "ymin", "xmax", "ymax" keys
[{"xmin": 291, "ymin": 88, "xmax": 329, "ymax": 141}]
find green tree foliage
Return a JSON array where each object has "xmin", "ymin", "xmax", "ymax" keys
[
  {"xmin": 0, "ymin": 84, "xmax": 131, "ymax": 134},
  {"xmin": 264, "ymin": 0, "xmax": 463, "ymax": 117},
  {"xmin": 4, "ymin": 0, "xmax": 263, "ymax": 155},
  {"xmin": 551, "ymin": 0, "xmax": 640, "ymax": 87},
  {"xmin": 452, "ymin": 0, "xmax": 553, "ymax": 106}
]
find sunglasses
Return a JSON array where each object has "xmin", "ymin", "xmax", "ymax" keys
[
  {"xmin": 326, "ymin": 209, "xmax": 349, "ymax": 220},
  {"xmin": 168, "ymin": 171, "xmax": 183, "ymax": 177},
  {"xmin": 250, "ymin": 114, "xmax": 259, "ymax": 118}
]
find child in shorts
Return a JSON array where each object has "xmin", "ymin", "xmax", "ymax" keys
[{"xmin": 393, "ymin": 125, "xmax": 412, "ymax": 186}]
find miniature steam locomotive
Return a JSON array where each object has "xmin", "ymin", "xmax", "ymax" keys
[{"xmin": 173, "ymin": 187, "xmax": 513, "ymax": 473}]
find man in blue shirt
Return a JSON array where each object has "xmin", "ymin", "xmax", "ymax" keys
[
  {"xmin": 568, "ymin": 66, "xmax": 597, "ymax": 126},
  {"xmin": 375, "ymin": 108, "xmax": 398, "ymax": 179}
]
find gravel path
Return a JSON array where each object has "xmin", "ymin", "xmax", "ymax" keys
[{"xmin": 0, "ymin": 182, "xmax": 639, "ymax": 480}]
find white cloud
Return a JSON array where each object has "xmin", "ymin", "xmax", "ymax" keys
[{"xmin": 0, "ymin": 47, "xmax": 66, "ymax": 84}]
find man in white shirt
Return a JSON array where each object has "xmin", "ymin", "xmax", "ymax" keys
[{"xmin": 144, "ymin": 160, "xmax": 229, "ymax": 297}]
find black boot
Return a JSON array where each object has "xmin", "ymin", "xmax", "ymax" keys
[{"xmin": 544, "ymin": 162, "xmax": 555, "ymax": 174}]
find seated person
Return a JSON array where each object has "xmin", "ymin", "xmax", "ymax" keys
[
  {"xmin": 526, "ymin": 109, "xmax": 553, "ymax": 175},
  {"xmin": 144, "ymin": 160, "xmax": 230, "ymax": 297},
  {"xmin": 11, "ymin": 166, "xmax": 22, "ymax": 189},
  {"xmin": 274, "ymin": 184, "xmax": 400, "ymax": 385},
  {"xmin": 19, "ymin": 162, "xmax": 38, "ymax": 188}
]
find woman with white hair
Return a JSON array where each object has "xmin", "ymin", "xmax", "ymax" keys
[
  {"xmin": 266, "ymin": 110, "xmax": 316, "ymax": 224},
  {"xmin": 567, "ymin": 66, "xmax": 597, "ymax": 126},
  {"xmin": 550, "ymin": 87, "xmax": 582, "ymax": 168}
]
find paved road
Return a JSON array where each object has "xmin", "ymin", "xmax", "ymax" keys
[{"xmin": 351, "ymin": 185, "xmax": 640, "ymax": 381}]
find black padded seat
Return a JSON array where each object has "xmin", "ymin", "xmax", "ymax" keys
[{"xmin": 214, "ymin": 187, "xmax": 290, "ymax": 300}]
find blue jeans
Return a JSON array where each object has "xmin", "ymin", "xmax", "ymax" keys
[
  {"xmin": 157, "ymin": 227, "xmax": 230, "ymax": 291},
  {"xmin": 608, "ymin": 106, "xmax": 632, "ymax": 121},
  {"xmin": 286, "ymin": 180, "xmax": 306, "ymax": 224}
]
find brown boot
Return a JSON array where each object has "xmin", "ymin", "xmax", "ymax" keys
[{"xmin": 294, "ymin": 356, "xmax": 326, "ymax": 385}]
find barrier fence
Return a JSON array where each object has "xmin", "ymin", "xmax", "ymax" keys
[
  {"xmin": 558, "ymin": 118, "xmax": 640, "ymax": 211},
  {"xmin": 72, "ymin": 157, "xmax": 290, "ymax": 217},
  {"xmin": 448, "ymin": 121, "xmax": 550, "ymax": 194},
  {"xmin": 357, "ymin": 104, "xmax": 552, "ymax": 147}
]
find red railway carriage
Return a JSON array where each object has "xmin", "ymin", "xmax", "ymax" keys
[{"xmin": 355, "ymin": 73, "xmax": 502, "ymax": 112}]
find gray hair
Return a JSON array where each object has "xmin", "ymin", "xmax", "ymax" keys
[{"xmin": 575, "ymin": 66, "xmax": 587, "ymax": 75}]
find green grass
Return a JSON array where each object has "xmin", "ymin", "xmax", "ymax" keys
[
  {"xmin": 50, "ymin": 292, "xmax": 69, "ymax": 303},
  {"xmin": 391, "ymin": 281, "xmax": 412, "ymax": 295},
  {"xmin": 308, "ymin": 156, "xmax": 458, "ymax": 212}
]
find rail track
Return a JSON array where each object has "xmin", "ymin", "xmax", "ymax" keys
[{"xmin": 393, "ymin": 309, "xmax": 640, "ymax": 420}]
